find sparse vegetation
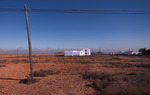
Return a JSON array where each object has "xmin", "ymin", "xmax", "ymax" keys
[
  {"xmin": 0, "ymin": 53, "xmax": 150, "ymax": 94},
  {"xmin": 0, "ymin": 60, "xmax": 7, "ymax": 63},
  {"xmin": 33, "ymin": 69, "xmax": 61, "ymax": 77},
  {"xmin": 21, "ymin": 59, "xmax": 29, "ymax": 63},
  {"xmin": 0, "ymin": 85, "xmax": 4, "ymax": 90},
  {"xmin": 82, "ymin": 71, "xmax": 150, "ymax": 95},
  {"xmin": 82, "ymin": 71, "xmax": 113, "ymax": 92},
  {"xmin": 33, "ymin": 70, "xmax": 47, "ymax": 77},
  {"xmin": 82, "ymin": 71, "xmax": 112, "ymax": 80},
  {"xmin": 0, "ymin": 65, "xmax": 6, "ymax": 67},
  {"xmin": 128, "ymin": 72, "xmax": 136, "ymax": 75},
  {"xmin": 111, "ymin": 57, "xmax": 122, "ymax": 60},
  {"xmin": 135, "ymin": 63, "xmax": 150, "ymax": 68}
]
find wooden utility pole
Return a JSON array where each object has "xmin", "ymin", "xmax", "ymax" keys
[{"xmin": 24, "ymin": 4, "xmax": 33, "ymax": 79}]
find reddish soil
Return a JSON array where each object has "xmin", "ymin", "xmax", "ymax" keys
[{"xmin": 0, "ymin": 54, "xmax": 150, "ymax": 95}]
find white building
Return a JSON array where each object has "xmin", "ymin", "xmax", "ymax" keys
[
  {"xmin": 131, "ymin": 51, "xmax": 142, "ymax": 55},
  {"xmin": 111, "ymin": 51, "xmax": 142, "ymax": 55},
  {"xmin": 65, "ymin": 48, "xmax": 91, "ymax": 56}
]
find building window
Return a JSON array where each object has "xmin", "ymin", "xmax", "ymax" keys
[
  {"xmin": 85, "ymin": 50, "xmax": 87, "ymax": 51},
  {"xmin": 85, "ymin": 53, "xmax": 87, "ymax": 54}
]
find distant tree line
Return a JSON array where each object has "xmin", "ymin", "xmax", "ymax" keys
[{"xmin": 139, "ymin": 48, "xmax": 150, "ymax": 55}]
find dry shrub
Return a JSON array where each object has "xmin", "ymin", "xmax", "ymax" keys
[
  {"xmin": 82, "ymin": 71, "xmax": 112, "ymax": 80},
  {"xmin": 128, "ymin": 72, "xmax": 137, "ymax": 75},
  {"xmin": 20, "ymin": 77, "xmax": 40, "ymax": 84},
  {"xmin": 0, "ymin": 85, "xmax": 4, "ymax": 90},
  {"xmin": 104, "ymin": 73, "xmax": 150, "ymax": 95},
  {"xmin": 111, "ymin": 57, "xmax": 122, "ymax": 60},
  {"xmin": 41, "ymin": 69, "xmax": 60, "ymax": 75},
  {"xmin": 76, "ymin": 61, "xmax": 91, "ymax": 64},
  {"xmin": 32, "ymin": 58, "xmax": 50, "ymax": 63},
  {"xmin": 103, "ymin": 62, "xmax": 133, "ymax": 68},
  {"xmin": 33, "ymin": 71, "xmax": 47, "ymax": 77},
  {"xmin": 107, "ymin": 62, "xmax": 150, "ymax": 68},
  {"xmin": 135, "ymin": 63, "xmax": 150, "ymax": 68},
  {"xmin": 82, "ymin": 71, "xmax": 113, "ymax": 93},
  {"xmin": 0, "ymin": 60, "xmax": 7, "ymax": 64},
  {"xmin": 41, "ymin": 59, "xmax": 50, "ymax": 63},
  {"xmin": 82, "ymin": 71, "xmax": 150, "ymax": 95},
  {"xmin": 21, "ymin": 59, "xmax": 28, "ymax": 63},
  {"xmin": 11, "ymin": 59, "xmax": 18, "ymax": 63},
  {"xmin": 129, "ymin": 60, "xmax": 141, "ymax": 62},
  {"xmin": 33, "ymin": 69, "xmax": 61, "ymax": 77},
  {"xmin": 105, "ymin": 82, "xmax": 150, "ymax": 95},
  {"xmin": 0, "ymin": 65, "xmax": 6, "ymax": 67}
]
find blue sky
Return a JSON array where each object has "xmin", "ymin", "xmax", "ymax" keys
[{"xmin": 0, "ymin": 0, "xmax": 150, "ymax": 52}]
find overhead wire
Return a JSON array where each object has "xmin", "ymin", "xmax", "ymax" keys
[{"xmin": 0, "ymin": 8, "xmax": 150, "ymax": 14}]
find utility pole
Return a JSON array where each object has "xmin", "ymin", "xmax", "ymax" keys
[{"xmin": 24, "ymin": 4, "xmax": 33, "ymax": 79}]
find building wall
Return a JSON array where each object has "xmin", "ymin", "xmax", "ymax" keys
[
  {"xmin": 132, "ymin": 51, "xmax": 142, "ymax": 55},
  {"xmin": 64, "ymin": 48, "xmax": 91, "ymax": 56},
  {"xmin": 83, "ymin": 48, "xmax": 91, "ymax": 56},
  {"xmin": 111, "ymin": 51, "xmax": 142, "ymax": 55},
  {"xmin": 65, "ymin": 51, "xmax": 81, "ymax": 56}
]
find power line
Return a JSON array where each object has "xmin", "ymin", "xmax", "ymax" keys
[
  {"xmin": 0, "ymin": 8, "xmax": 24, "ymax": 12},
  {"xmin": 0, "ymin": 8, "xmax": 150, "ymax": 14}
]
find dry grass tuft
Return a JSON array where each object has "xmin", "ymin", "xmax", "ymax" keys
[
  {"xmin": 0, "ymin": 85, "xmax": 4, "ymax": 90},
  {"xmin": 82, "ymin": 71, "xmax": 112, "ymax": 80},
  {"xmin": 33, "ymin": 69, "xmax": 61, "ymax": 77},
  {"xmin": 0, "ymin": 65, "xmax": 6, "ymax": 67},
  {"xmin": 0, "ymin": 60, "xmax": 7, "ymax": 64},
  {"xmin": 82, "ymin": 71, "xmax": 150, "ymax": 95},
  {"xmin": 135, "ymin": 63, "xmax": 150, "ymax": 68}
]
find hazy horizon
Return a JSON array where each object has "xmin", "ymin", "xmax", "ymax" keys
[{"xmin": 0, "ymin": 47, "xmax": 145, "ymax": 54}]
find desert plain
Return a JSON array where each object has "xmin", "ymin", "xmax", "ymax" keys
[{"xmin": 0, "ymin": 53, "xmax": 150, "ymax": 95}]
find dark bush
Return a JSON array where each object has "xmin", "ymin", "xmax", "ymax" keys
[
  {"xmin": 82, "ymin": 71, "xmax": 112, "ymax": 81},
  {"xmin": 82, "ymin": 71, "xmax": 113, "ymax": 93},
  {"xmin": 104, "ymin": 83, "xmax": 150, "ymax": 95},
  {"xmin": 0, "ymin": 60, "xmax": 7, "ymax": 63},
  {"xmin": 0, "ymin": 65, "xmax": 6, "ymax": 67},
  {"xmin": 112, "ymin": 57, "xmax": 122, "ymax": 60},
  {"xmin": 33, "ymin": 71, "xmax": 48, "ymax": 77},
  {"xmin": 11, "ymin": 59, "xmax": 19, "ymax": 63},
  {"xmin": 33, "ymin": 69, "xmax": 61, "ymax": 77},
  {"xmin": 135, "ymin": 63, "xmax": 150, "ymax": 68},
  {"xmin": 128, "ymin": 72, "xmax": 136, "ymax": 75},
  {"xmin": 20, "ymin": 77, "xmax": 40, "ymax": 84},
  {"xmin": 40, "ymin": 69, "xmax": 60, "ymax": 75},
  {"xmin": 82, "ymin": 71, "xmax": 150, "ymax": 95},
  {"xmin": 21, "ymin": 59, "xmax": 28, "ymax": 63}
]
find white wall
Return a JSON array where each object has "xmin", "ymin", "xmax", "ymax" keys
[
  {"xmin": 64, "ymin": 48, "xmax": 91, "ymax": 56},
  {"xmin": 132, "ymin": 51, "xmax": 142, "ymax": 55},
  {"xmin": 65, "ymin": 51, "xmax": 81, "ymax": 56},
  {"xmin": 83, "ymin": 48, "xmax": 91, "ymax": 56}
]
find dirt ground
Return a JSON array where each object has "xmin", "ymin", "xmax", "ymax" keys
[{"xmin": 0, "ymin": 54, "xmax": 150, "ymax": 95}]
